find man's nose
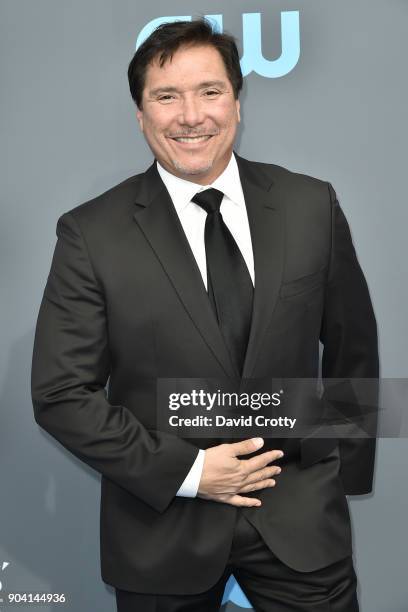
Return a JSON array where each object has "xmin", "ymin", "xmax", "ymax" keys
[{"xmin": 178, "ymin": 96, "xmax": 204, "ymax": 126}]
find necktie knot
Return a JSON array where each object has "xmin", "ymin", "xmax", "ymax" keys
[{"xmin": 192, "ymin": 188, "xmax": 224, "ymax": 214}]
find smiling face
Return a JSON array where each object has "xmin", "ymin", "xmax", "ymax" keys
[{"xmin": 136, "ymin": 44, "xmax": 241, "ymax": 184}]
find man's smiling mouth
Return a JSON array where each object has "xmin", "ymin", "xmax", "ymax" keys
[{"xmin": 172, "ymin": 135, "xmax": 213, "ymax": 143}]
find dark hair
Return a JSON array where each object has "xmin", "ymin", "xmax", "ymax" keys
[{"xmin": 128, "ymin": 18, "xmax": 243, "ymax": 109}]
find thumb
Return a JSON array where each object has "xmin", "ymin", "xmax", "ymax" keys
[{"xmin": 229, "ymin": 438, "xmax": 264, "ymax": 458}]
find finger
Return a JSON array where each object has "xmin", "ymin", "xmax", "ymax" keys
[
  {"xmin": 228, "ymin": 437, "xmax": 265, "ymax": 458},
  {"xmin": 243, "ymin": 465, "xmax": 281, "ymax": 486},
  {"xmin": 223, "ymin": 494, "xmax": 262, "ymax": 507},
  {"xmin": 238, "ymin": 478, "xmax": 276, "ymax": 494},
  {"xmin": 242, "ymin": 449, "xmax": 284, "ymax": 474}
]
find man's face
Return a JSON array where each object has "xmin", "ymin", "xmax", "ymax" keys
[{"xmin": 136, "ymin": 44, "xmax": 241, "ymax": 184}]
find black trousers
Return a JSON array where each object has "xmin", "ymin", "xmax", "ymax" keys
[{"xmin": 115, "ymin": 511, "xmax": 359, "ymax": 612}]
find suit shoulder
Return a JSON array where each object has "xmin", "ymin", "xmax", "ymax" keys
[
  {"xmin": 61, "ymin": 171, "xmax": 145, "ymax": 229},
  {"xmin": 246, "ymin": 157, "xmax": 330, "ymax": 193},
  {"xmin": 241, "ymin": 157, "xmax": 336, "ymax": 220}
]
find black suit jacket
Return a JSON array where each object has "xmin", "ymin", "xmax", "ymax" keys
[{"xmin": 31, "ymin": 153, "xmax": 379, "ymax": 593}]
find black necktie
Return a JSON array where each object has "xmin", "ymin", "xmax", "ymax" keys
[{"xmin": 191, "ymin": 188, "xmax": 253, "ymax": 375}]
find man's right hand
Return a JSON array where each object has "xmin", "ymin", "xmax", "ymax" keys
[{"xmin": 197, "ymin": 438, "xmax": 283, "ymax": 507}]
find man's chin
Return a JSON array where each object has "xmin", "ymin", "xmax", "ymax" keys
[{"xmin": 171, "ymin": 158, "xmax": 213, "ymax": 178}]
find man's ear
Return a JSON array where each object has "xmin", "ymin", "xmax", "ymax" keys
[
  {"xmin": 236, "ymin": 99, "xmax": 241, "ymax": 123},
  {"xmin": 136, "ymin": 108, "xmax": 144, "ymax": 132}
]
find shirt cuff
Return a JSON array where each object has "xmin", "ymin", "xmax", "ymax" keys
[{"xmin": 176, "ymin": 449, "xmax": 205, "ymax": 497}]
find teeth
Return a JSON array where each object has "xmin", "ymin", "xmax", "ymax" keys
[{"xmin": 173, "ymin": 136, "xmax": 211, "ymax": 143}]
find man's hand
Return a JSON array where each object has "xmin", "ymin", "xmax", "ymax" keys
[{"xmin": 197, "ymin": 438, "xmax": 283, "ymax": 507}]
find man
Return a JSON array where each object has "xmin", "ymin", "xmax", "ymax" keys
[{"xmin": 31, "ymin": 18, "xmax": 378, "ymax": 612}]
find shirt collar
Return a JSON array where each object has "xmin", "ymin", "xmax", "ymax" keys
[{"xmin": 156, "ymin": 152, "xmax": 245, "ymax": 212}]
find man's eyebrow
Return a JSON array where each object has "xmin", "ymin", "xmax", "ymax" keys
[{"xmin": 148, "ymin": 80, "xmax": 228, "ymax": 97}]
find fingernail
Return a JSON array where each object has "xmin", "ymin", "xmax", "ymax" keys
[
  {"xmin": 277, "ymin": 451, "xmax": 284, "ymax": 458},
  {"xmin": 252, "ymin": 438, "xmax": 264, "ymax": 449}
]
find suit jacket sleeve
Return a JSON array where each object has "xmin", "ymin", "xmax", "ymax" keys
[
  {"xmin": 320, "ymin": 183, "xmax": 379, "ymax": 495},
  {"xmin": 31, "ymin": 212, "xmax": 199, "ymax": 513}
]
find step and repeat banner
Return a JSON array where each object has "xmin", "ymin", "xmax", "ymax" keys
[{"xmin": 1, "ymin": 1, "xmax": 407, "ymax": 611}]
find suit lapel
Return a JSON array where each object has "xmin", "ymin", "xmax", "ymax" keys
[
  {"xmin": 235, "ymin": 155, "xmax": 285, "ymax": 379},
  {"xmin": 132, "ymin": 161, "xmax": 237, "ymax": 377}
]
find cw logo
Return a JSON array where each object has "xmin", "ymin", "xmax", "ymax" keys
[
  {"xmin": 136, "ymin": 12, "xmax": 300, "ymax": 78},
  {"xmin": 0, "ymin": 562, "xmax": 10, "ymax": 610},
  {"xmin": 222, "ymin": 575, "xmax": 252, "ymax": 608}
]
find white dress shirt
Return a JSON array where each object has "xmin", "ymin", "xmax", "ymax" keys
[{"xmin": 156, "ymin": 152, "xmax": 255, "ymax": 497}]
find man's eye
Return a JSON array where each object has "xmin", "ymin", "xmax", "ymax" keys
[
  {"xmin": 158, "ymin": 95, "xmax": 175, "ymax": 103},
  {"xmin": 204, "ymin": 90, "xmax": 220, "ymax": 97}
]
